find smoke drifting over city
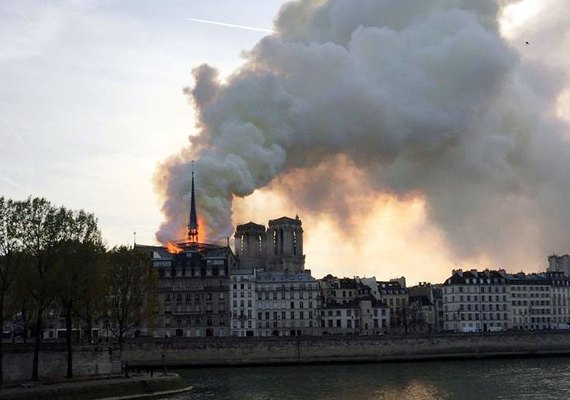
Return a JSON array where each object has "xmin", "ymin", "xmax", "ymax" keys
[{"xmin": 155, "ymin": 0, "xmax": 570, "ymax": 268}]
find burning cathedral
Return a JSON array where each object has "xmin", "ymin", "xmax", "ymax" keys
[{"xmin": 142, "ymin": 170, "xmax": 319, "ymax": 338}]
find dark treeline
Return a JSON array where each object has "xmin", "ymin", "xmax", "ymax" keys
[{"xmin": 0, "ymin": 196, "xmax": 157, "ymax": 382}]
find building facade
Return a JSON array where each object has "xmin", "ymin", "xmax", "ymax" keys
[
  {"xmin": 319, "ymin": 276, "xmax": 389, "ymax": 335},
  {"xmin": 548, "ymin": 254, "xmax": 570, "ymax": 277},
  {"xmin": 150, "ymin": 243, "xmax": 236, "ymax": 337},
  {"xmin": 443, "ymin": 269, "xmax": 570, "ymax": 332}
]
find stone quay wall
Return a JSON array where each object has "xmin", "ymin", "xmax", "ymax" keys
[
  {"xmin": 123, "ymin": 331, "xmax": 570, "ymax": 367},
  {"xmin": 3, "ymin": 344, "xmax": 119, "ymax": 382}
]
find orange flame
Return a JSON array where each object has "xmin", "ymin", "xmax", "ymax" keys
[
  {"xmin": 198, "ymin": 217, "xmax": 207, "ymax": 242},
  {"xmin": 166, "ymin": 241, "xmax": 183, "ymax": 254}
]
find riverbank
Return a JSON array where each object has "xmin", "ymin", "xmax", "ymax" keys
[
  {"xmin": 0, "ymin": 373, "xmax": 190, "ymax": 400},
  {"xmin": 123, "ymin": 331, "xmax": 570, "ymax": 367}
]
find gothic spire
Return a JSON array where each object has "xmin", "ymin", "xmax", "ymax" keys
[{"xmin": 188, "ymin": 162, "xmax": 199, "ymax": 243}]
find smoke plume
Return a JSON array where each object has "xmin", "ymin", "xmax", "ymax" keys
[{"xmin": 155, "ymin": 0, "xmax": 570, "ymax": 268}]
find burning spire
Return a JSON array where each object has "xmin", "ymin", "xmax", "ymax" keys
[{"xmin": 187, "ymin": 161, "xmax": 199, "ymax": 243}]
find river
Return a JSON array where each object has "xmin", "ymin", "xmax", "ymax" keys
[{"xmin": 163, "ymin": 357, "xmax": 570, "ymax": 399}]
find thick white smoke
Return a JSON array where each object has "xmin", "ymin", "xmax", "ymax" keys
[{"xmin": 155, "ymin": 0, "xmax": 570, "ymax": 266}]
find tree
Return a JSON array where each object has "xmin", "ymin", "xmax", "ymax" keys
[
  {"xmin": 19, "ymin": 198, "xmax": 65, "ymax": 381},
  {"xmin": 15, "ymin": 197, "xmax": 104, "ymax": 381},
  {"xmin": 0, "ymin": 197, "xmax": 27, "ymax": 383},
  {"xmin": 53, "ymin": 209, "xmax": 104, "ymax": 378},
  {"xmin": 106, "ymin": 246, "xmax": 157, "ymax": 352},
  {"xmin": 75, "ymin": 250, "xmax": 108, "ymax": 345}
]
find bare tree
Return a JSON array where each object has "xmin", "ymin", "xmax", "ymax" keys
[
  {"xmin": 17, "ymin": 197, "xmax": 92, "ymax": 381},
  {"xmin": 106, "ymin": 246, "xmax": 157, "ymax": 352},
  {"xmin": 0, "ymin": 197, "xmax": 27, "ymax": 383},
  {"xmin": 54, "ymin": 209, "xmax": 104, "ymax": 378}
]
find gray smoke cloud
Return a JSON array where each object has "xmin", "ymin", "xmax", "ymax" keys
[{"xmin": 155, "ymin": 0, "xmax": 570, "ymax": 267}]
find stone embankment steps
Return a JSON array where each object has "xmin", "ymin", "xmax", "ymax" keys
[{"xmin": 0, "ymin": 374, "xmax": 191, "ymax": 400}]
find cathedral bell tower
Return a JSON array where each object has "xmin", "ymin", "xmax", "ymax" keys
[{"xmin": 266, "ymin": 215, "xmax": 305, "ymax": 274}]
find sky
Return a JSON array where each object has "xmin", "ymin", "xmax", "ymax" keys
[{"xmin": 1, "ymin": 0, "xmax": 568, "ymax": 284}]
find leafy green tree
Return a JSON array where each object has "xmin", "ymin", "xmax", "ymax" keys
[{"xmin": 106, "ymin": 246, "xmax": 157, "ymax": 352}]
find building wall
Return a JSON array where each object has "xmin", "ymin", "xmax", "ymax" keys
[
  {"xmin": 152, "ymin": 245, "xmax": 235, "ymax": 338},
  {"xmin": 124, "ymin": 332, "xmax": 570, "ymax": 367},
  {"xmin": 443, "ymin": 283, "xmax": 510, "ymax": 332},
  {"xmin": 255, "ymin": 272, "xmax": 320, "ymax": 337},
  {"xmin": 443, "ymin": 270, "xmax": 570, "ymax": 333},
  {"xmin": 548, "ymin": 255, "xmax": 570, "ymax": 276},
  {"xmin": 230, "ymin": 270, "xmax": 257, "ymax": 337},
  {"xmin": 3, "ymin": 344, "xmax": 119, "ymax": 382}
]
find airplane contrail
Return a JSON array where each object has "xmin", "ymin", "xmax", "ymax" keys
[
  {"xmin": 0, "ymin": 113, "xmax": 25, "ymax": 146},
  {"xmin": 187, "ymin": 18, "xmax": 274, "ymax": 34}
]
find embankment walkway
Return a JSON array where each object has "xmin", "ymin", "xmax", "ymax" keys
[{"xmin": 0, "ymin": 373, "xmax": 190, "ymax": 400}]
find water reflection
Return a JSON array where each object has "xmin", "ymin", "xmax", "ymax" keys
[{"xmin": 165, "ymin": 357, "xmax": 570, "ymax": 400}]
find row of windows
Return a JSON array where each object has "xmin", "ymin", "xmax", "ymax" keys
[
  {"xmin": 159, "ymin": 267, "xmax": 226, "ymax": 278},
  {"xmin": 256, "ymin": 284, "xmax": 318, "ymax": 291},
  {"xmin": 512, "ymin": 292, "xmax": 550, "ymax": 298},
  {"xmin": 512, "ymin": 308, "xmax": 551, "ymax": 315},
  {"xmin": 232, "ymin": 300, "xmax": 253, "ymax": 308},
  {"xmin": 164, "ymin": 292, "xmax": 224, "ymax": 302},
  {"xmin": 253, "ymin": 311, "xmax": 315, "ymax": 320},
  {"xmin": 445, "ymin": 295, "xmax": 507, "ymax": 302},
  {"xmin": 511, "ymin": 286, "xmax": 551, "ymax": 291},
  {"xmin": 258, "ymin": 320, "xmax": 313, "ymax": 329},
  {"xmin": 445, "ymin": 286, "xmax": 506, "ymax": 294},
  {"xmin": 512, "ymin": 316, "xmax": 551, "ymax": 324},
  {"xmin": 512, "ymin": 300, "xmax": 550, "ymax": 307},
  {"xmin": 256, "ymin": 291, "xmax": 314, "ymax": 300},
  {"xmin": 445, "ymin": 303, "xmax": 506, "ymax": 312},
  {"xmin": 252, "ymin": 301, "xmax": 315, "ymax": 310},
  {"xmin": 446, "ymin": 313, "xmax": 509, "ymax": 321},
  {"xmin": 166, "ymin": 304, "xmax": 225, "ymax": 313},
  {"xmin": 320, "ymin": 309, "xmax": 387, "ymax": 317},
  {"xmin": 233, "ymin": 283, "xmax": 252, "ymax": 290},
  {"xmin": 166, "ymin": 315, "xmax": 225, "ymax": 327}
]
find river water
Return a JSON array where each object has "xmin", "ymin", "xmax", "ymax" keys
[{"xmin": 164, "ymin": 357, "xmax": 570, "ymax": 400}]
